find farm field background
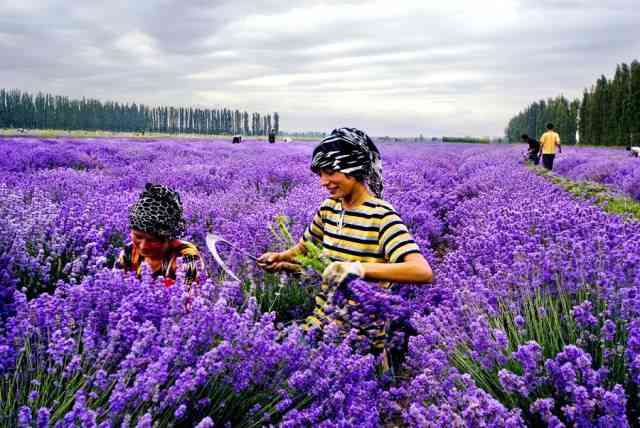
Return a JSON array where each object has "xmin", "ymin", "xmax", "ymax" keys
[{"xmin": 1, "ymin": 137, "xmax": 640, "ymax": 427}]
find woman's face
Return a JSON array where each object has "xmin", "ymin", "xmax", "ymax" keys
[
  {"xmin": 131, "ymin": 229, "xmax": 169, "ymax": 258},
  {"xmin": 318, "ymin": 169, "xmax": 357, "ymax": 199}
]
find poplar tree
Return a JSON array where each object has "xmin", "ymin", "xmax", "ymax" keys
[{"xmin": 631, "ymin": 60, "xmax": 640, "ymax": 145}]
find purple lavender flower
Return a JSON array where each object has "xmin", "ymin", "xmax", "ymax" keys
[
  {"xmin": 572, "ymin": 301, "xmax": 598, "ymax": 328},
  {"xmin": 17, "ymin": 406, "xmax": 32, "ymax": 428},
  {"xmin": 36, "ymin": 407, "xmax": 50, "ymax": 428},
  {"xmin": 136, "ymin": 413, "xmax": 153, "ymax": 428},
  {"xmin": 195, "ymin": 417, "xmax": 215, "ymax": 428},
  {"xmin": 174, "ymin": 404, "xmax": 187, "ymax": 419},
  {"xmin": 601, "ymin": 319, "xmax": 616, "ymax": 341}
]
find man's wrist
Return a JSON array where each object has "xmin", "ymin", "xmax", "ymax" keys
[
  {"xmin": 355, "ymin": 261, "xmax": 367, "ymax": 279},
  {"xmin": 356, "ymin": 261, "xmax": 365, "ymax": 278}
]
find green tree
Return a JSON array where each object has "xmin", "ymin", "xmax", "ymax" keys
[
  {"xmin": 579, "ymin": 90, "xmax": 589, "ymax": 145},
  {"xmin": 630, "ymin": 60, "xmax": 640, "ymax": 145}
]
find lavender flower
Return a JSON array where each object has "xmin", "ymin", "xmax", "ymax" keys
[
  {"xmin": 17, "ymin": 406, "xmax": 32, "ymax": 428},
  {"xmin": 36, "ymin": 407, "xmax": 50, "ymax": 428},
  {"xmin": 572, "ymin": 301, "xmax": 598, "ymax": 328}
]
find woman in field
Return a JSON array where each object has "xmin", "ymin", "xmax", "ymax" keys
[
  {"xmin": 258, "ymin": 127, "xmax": 433, "ymax": 355},
  {"xmin": 117, "ymin": 183, "xmax": 204, "ymax": 287}
]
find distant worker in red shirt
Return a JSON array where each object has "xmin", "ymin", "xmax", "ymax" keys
[{"xmin": 538, "ymin": 123, "xmax": 561, "ymax": 170}]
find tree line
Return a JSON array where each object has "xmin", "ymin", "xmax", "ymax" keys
[
  {"xmin": 505, "ymin": 59, "xmax": 640, "ymax": 146},
  {"xmin": 0, "ymin": 88, "xmax": 280, "ymax": 136},
  {"xmin": 442, "ymin": 136, "xmax": 490, "ymax": 144}
]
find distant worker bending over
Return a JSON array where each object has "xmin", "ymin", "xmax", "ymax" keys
[
  {"xmin": 521, "ymin": 133, "xmax": 540, "ymax": 165},
  {"xmin": 539, "ymin": 123, "xmax": 561, "ymax": 170}
]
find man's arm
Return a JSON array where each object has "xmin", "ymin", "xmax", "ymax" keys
[
  {"xmin": 361, "ymin": 253, "xmax": 433, "ymax": 283},
  {"xmin": 323, "ymin": 253, "xmax": 434, "ymax": 286}
]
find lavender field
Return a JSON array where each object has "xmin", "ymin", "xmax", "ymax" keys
[{"xmin": 1, "ymin": 137, "xmax": 640, "ymax": 427}]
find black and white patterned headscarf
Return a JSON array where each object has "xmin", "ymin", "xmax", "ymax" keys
[
  {"xmin": 310, "ymin": 127, "xmax": 384, "ymax": 198},
  {"xmin": 128, "ymin": 183, "xmax": 185, "ymax": 240}
]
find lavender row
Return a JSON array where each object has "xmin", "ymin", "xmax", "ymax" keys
[{"xmin": 552, "ymin": 147, "xmax": 640, "ymax": 201}]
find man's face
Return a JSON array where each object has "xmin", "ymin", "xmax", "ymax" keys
[
  {"xmin": 318, "ymin": 169, "xmax": 357, "ymax": 199},
  {"xmin": 131, "ymin": 229, "xmax": 169, "ymax": 258}
]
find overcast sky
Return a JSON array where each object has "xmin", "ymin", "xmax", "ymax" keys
[{"xmin": 1, "ymin": 0, "xmax": 638, "ymax": 136}]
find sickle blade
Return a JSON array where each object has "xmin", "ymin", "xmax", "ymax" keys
[{"xmin": 206, "ymin": 233, "xmax": 240, "ymax": 281}]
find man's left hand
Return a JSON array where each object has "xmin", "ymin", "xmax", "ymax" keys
[{"xmin": 322, "ymin": 261, "xmax": 365, "ymax": 286}]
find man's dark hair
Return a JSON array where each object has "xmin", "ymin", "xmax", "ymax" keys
[
  {"xmin": 546, "ymin": 123, "xmax": 554, "ymax": 130},
  {"xmin": 521, "ymin": 133, "xmax": 529, "ymax": 141}
]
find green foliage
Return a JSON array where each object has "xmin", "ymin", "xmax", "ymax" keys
[
  {"xmin": 268, "ymin": 214, "xmax": 296, "ymax": 248},
  {"xmin": 243, "ymin": 215, "xmax": 329, "ymax": 323},
  {"xmin": 268, "ymin": 215, "xmax": 330, "ymax": 275},
  {"xmin": 296, "ymin": 240, "xmax": 331, "ymax": 276},
  {"xmin": 244, "ymin": 272, "xmax": 316, "ymax": 323}
]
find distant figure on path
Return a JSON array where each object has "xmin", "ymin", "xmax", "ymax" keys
[
  {"xmin": 268, "ymin": 129, "xmax": 276, "ymax": 144},
  {"xmin": 539, "ymin": 123, "xmax": 561, "ymax": 170},
  {"xmin": 521, "ymin": 133, "xmax": 540, "ymax": 165},
  {"xmin": 116, "ymin": 183, "xmax": 204, "ymax": 287},
  {"xmin": 257, "ymin": 127, "xmax": 433, "ymax": 366}
]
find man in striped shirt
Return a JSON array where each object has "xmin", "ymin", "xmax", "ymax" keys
[{"xmin": 258, "ymin": 128, "xmax": 433, "ymax": 356}]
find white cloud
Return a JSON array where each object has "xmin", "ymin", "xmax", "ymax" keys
[
  {"xmin": 0, "ymin": 32, "xmax": 24, "ymax": 47},
  {"xmin": 0, "ymin": 0, "xmax": 638, "ymax": 136},
  {"xmin": 113, "ymin": 31, "xmax": 163, "ymax": 66}
]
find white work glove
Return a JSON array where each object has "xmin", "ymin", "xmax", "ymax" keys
[{"xmin": 322, "ymin": 261, "xmax": 365, "ymax": 286}]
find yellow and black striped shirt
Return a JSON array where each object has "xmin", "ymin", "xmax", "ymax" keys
[
  {"xmin": 303, "ymin": 197, "xmax": 421, "ymax": 349},
  {"xmin": 302, "ymin": 197, "xmax": 420, "ymax": 263}
]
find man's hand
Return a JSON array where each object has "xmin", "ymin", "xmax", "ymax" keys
[
  {"xmin": 322, "ymin": 261, "xmax": 365, "ymax": 286},
  {"xmin": 257, "ymin": 252, "xmax": 301, "ymax": 272}
]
